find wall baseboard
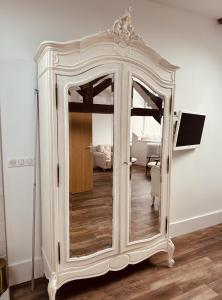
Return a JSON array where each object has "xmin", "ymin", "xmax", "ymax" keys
[
  {"xmin": 170, "ymin": 209, "xmax": 222, "ymax": 238},
  {"xmin": 8, "ymin": 257, "xmax": 43, "ymax": 286},
  {"xmin": 8, "ymin": 210, "xmax": 222, "ymax": 285}
]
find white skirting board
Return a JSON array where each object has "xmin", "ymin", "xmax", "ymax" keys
[
  {"xmin": 8, "ymin": 257, "xmax": 43, "ymax": 286},
  {"xmin": 169, "ymin": 210, "xmax": 222, "ymax": 238},
  {"xmin": 8, "ymin": 210, "xmax": 222, "ymax": 286}
]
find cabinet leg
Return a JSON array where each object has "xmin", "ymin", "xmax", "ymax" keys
[
  {"xmin": 167, "ymin": 240, "xmax": 175, "ymax": 268},
  {"xmin": 48, "ymin": 273, "xmax": 57, "ymax": 300}
]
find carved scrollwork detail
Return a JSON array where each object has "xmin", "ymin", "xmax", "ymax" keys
[
  {"xmin": 167, "ymin": 239, "xmax": 175, "ymax": 268},
  {"xmin": 48, "ymin": 272, "xmax": 57, "ymax": 300},
  {"xmin": 53, "ymin": 53, "xmax": 59, "ymax": 65},
  {"xmin": 108, "ymin": 7, "xmax": 144, "ymax": 47}
]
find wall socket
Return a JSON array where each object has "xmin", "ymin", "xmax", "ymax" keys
[{"xmin": 8, "ymin": 158, "xmax": 34, "ymax": 168}]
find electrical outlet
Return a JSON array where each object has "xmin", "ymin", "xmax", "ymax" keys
[
  {"xmin": 17, "ymin": 159, "xmax": 24, "ymax": 166},
  {"xmin": 8, "ymin": 158, "xmax": 34, "ymax": 168},
  {"xmin": 8, "ymin": 159, "xmax": 17, "ymax": 167},
  {"xmin": 25, "ymin": 158, "xmax": 34, "ymax": 166}
]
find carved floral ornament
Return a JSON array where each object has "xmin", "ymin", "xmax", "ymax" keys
[{"xmin": 108, "ymin": 7, "xmax": 145, "ymax": 47}]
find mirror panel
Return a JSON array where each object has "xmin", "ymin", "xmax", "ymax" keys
[
  {"xmin": 68, "ymin": 74, "xmax": 114, "ymax": 257},
  {"xmin": 129, "ymin": 77, "xmax": 164, "ymax": 242}
]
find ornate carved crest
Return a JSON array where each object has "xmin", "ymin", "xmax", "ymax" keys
[{"xmin": 108, "ymin": 7, "xmax": 144, "ymax": 47}]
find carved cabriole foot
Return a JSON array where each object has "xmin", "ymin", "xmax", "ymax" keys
[
  {"xmin": 167, "ymin": 239, "xmax": 175, "ymax": 268},
  {"xmin": 48, "ymin": 273, "xmax": 57, "ymax": 300}
]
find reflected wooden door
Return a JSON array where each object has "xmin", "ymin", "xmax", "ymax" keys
[{"xmin": 69, "ymin": 112, "xmax": 93, "ymax": 193}]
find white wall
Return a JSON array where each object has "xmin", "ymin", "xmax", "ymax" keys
[
  {"xmin": 131, "ymin": 90, "xmax": 145, "ymax": 140},
  {"xmin": 93, "ymin": 93, "xmax": 113, "ymax": 146},
  {"xmin": 1, "ymin": 0, "xmax": 222, "ymax": 284},
  {"xmin": 131, "ymin": 89, "xmax": 162, "ymax": 142},
  {"xmin": 0, "ymin": 62, "xmax": 42, "ymax": 284},
  {"xmin": 93, "ymin": 114, "xmax": 113, "ymax": 146}
]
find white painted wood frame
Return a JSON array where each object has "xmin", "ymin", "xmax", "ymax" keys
[{"xmin": 35, "ymin": 8, "xmax": 179, "ymax": 300}]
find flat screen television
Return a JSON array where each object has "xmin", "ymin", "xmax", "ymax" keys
[{"xmin": 174, "ymin": 111, "xmax": 206, "ymax": 150}]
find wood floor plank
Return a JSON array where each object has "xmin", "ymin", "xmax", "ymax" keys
[
  {"xmin": 10, "ymin": 224, "xmax": 222, "ymax": 300},
  {"xmin": 171, "ymin": 284, "xmax": 217, "ymax": 300},
  {"xmin": 70, "ymin": 165, "xmax": 159, "ymax": 257},
  {"xmin": 208, "ymin": 278, "xmax": 222, "ymax": 294},
  {"xmin": 129, "ymin": 283, "xmax": 183, "ymax": 300}
]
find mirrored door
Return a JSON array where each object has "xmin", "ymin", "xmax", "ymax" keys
[
  {"xmin": 67, "ymin": 74, "xmax": 115, "ymax": 257},
  {"xmin": 129, "ymin": 76, "xmax": 164, "ymax": 242}
]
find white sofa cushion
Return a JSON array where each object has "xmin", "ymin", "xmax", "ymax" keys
[{"xmin": 96, "ymin": 144, "xmax": 112, "ymax": 161}]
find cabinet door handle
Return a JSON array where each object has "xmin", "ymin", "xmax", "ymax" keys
[{"xmin": 124, "ymin": 161, "xmax": 132, "ymax": 166}]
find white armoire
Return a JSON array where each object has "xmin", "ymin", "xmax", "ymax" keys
[{"xmin": 35, "ymin": 9, "xmax": 179, "ymax": 300}]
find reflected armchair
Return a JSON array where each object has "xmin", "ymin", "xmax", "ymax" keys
[{"xmin": 93, "ymin": 145, "xmax": 112, "ymax": 171}]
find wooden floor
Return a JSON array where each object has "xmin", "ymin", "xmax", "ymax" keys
[
  {"xmin": 11, "ymin": 223, "xmax": 222, "ymax": 299},
  {"xmin": 70, "ymin": 165, "xmax": 159, "ymax": 257},
  {"xmin": 69, "ymin": 169, "xmax": 113, "ymax": 257},
  {"xmin": 130, "ymin": 165, "xmax": 159, "ymax": 241}
]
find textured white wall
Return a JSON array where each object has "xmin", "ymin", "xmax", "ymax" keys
[
  {"xmin": 0, "ymin": 62, "xmax": 42, "ymax": 284},
  {"xmin": 0, "ymin": 0, "xmax": 222, "ymax": 284}
]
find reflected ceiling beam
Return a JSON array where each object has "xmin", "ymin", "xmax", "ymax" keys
[
  {"xmin": 82, "ymin": 84, "xmax": 93, "ymax": 104},
  {"xmin": 68, "ymin": 103, "xmax": 161, "ymax": 121},
  {"xmin": 93, "ymin": 78, "xmax": 113, "ymax": 97},
  {"xmin": 69, "ymin": 76, "xmax": 108, "ymax": 97},
  {"xmin": 133, "ymin": 81, "xmax": 158, "ymax": 110},
  {"xmin": 133, "ymin": 81, "xmax": 163, "ymax": 124},
  {"xmin": 131, "ymin": 108, "xmax": 161, "ymax": 120},
  {"xmin": 80, "ymin": 75, "xmax": 107, "ymax": 92},
  {"xmin": 75, "ymin": 76, "xmax": 113, "ymax": 103},
  {"xmin": 69, "ymin": 103, "xmax": 114, "ymax": 114},
  {"xmin": 133, "ymin": 81, "xmax": 162, "ymax": 110}
]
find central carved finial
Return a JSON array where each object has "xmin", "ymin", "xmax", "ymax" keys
[{"xmin": 109, "ymin": 7, "xmax": 144, "ymax": 47}]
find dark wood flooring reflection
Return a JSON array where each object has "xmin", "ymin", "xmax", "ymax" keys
[
  {"xmin": 70, "ymin": 165, "xmax": 159, "ymax": 257},
  {"xmin": 11, "ymin": 224, "xmax": 222, "ymax": 299},
  {"xmin": 69, "ymin": 170, "xmax": 112, "ymax": 257},
  {"xmin": 130, "ymin": 165, "xmax": 159, "ymax": 241}
]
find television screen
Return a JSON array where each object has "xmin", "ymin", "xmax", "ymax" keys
[{"xmin": 174, "ymin": 111, "xmax": 206, "ymax": 150}]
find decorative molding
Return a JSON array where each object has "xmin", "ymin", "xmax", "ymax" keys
[
  {"xmin": 48, "ymin": 273, "xmax": 57, "ymax": 300},
  {"xmin": 56, "ymin": 239, "xmax": 173, "ymax": 289},
  {"xmin": 108, "ymin": 7, "xmax": 144, "ymax": 47},
  {"xmin": 38, "ymin": 56, "xmax": 176, "ymax": 90},
  {"xmin": 109, "ymin": 254, "xmax": 129, "ymax": 271},
  {"xmin": 53, "ymin": 53, "xmax": 59, "ymax": 65},
  {"xmin": 35, "ymin": 9, "xmax": 179, "ymax": 73},
  {"xmin": 167, "ymin": 239, "xmax": 175, "ymax": 267}
]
